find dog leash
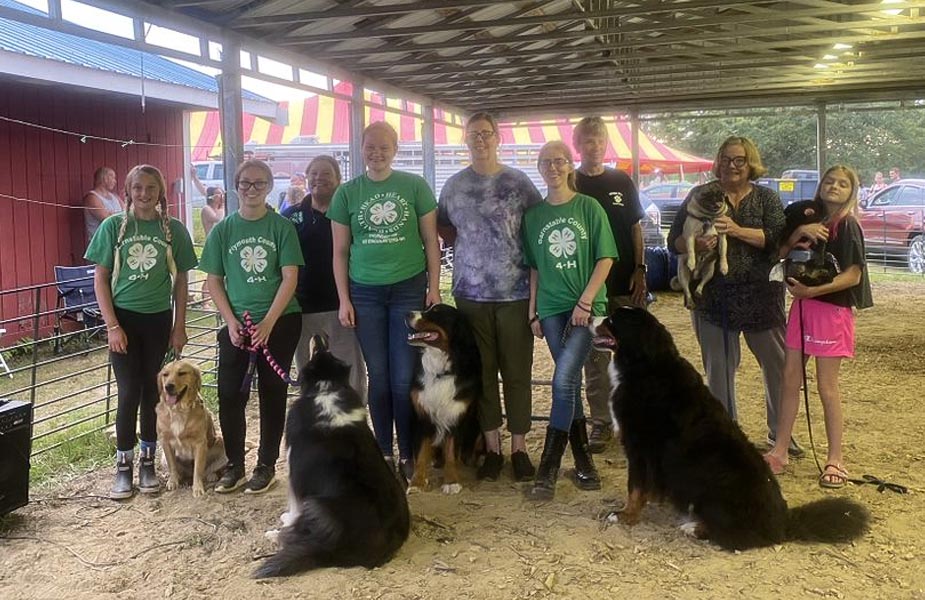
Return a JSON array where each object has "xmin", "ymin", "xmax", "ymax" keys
[
  {"xmin": 238, "ymin": 310, "xmax": 296, "ymax": 392},
  {"xmin": 796, "ymin": 299, "xmax": 907, "ymax": 495}
]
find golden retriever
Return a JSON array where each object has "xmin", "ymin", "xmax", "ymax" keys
[{"xmin": 156, "ymin": 360, "xmax": 227, "ymax": 497}]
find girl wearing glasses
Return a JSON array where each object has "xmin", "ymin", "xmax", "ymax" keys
[
  {"xmin": 200, "ymin": 159, "xmax": 304, "ymax": 495},
  {"xmin": 522, "ymin": 141, "xmax": 617, "ymax": 501},
  {"xmin": 667, "ymin": 136, "xmax": 798, "ymax": 458},
  {"xmin": 437, "ymin": 112, "xmax": 543, "ymax": 483},
  {"xmin": 330, "ymin": 122, "xmax": 441, "ymax": 483}
]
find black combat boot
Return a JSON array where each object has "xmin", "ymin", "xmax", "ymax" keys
[
  {"xmin": 137, "ymin": 445, "xmax": 160, "ymax": 494},
  {"xmin": 525, "ymin": 427, "xmax": 569, "ymax": 501},
  {"xmin": 109, "ymin": 450, "xmax": 134, "ymax": 500},
  {"xmin": 568, "ymin": 418, "xmax": 602, "ymax": 490}
]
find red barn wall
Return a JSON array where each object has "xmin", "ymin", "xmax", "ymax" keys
[{"xmin": 0, "ymin": 82, "xmax": 187, "ymax": 342}]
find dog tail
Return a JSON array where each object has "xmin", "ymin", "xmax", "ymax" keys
[
  {"xmin": 786, "ymin": 497, "xmax": 870, "ymax": 544},
  {"xmin": 253, "ymin": 500, "xmax": 341, "ymax": 578}
]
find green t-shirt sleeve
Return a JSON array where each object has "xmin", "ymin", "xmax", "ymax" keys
[
  {"xmin": 198, "ymin": 223, "xmax": 225, "ymax": 276},
  {"xmin": 590, "ymin": 200, "xmax": 619, "ymax": 261},
  {"xmin": 327, "ymin": 186, "xmax": 350, "ymax": 225},
  {"xmin": 83, "ymin": 216, "xmax": 118, "ymax": 269},
  {"xmin": 170, "ymin": 219, "xmax": 199, "ymax": 272},
  {"xmin": 413, "ymin": 176, "xmax": 437, "ymax": 216},
  {"xmin": 277, "ymin": 217, "xmax": 305, "ymax": 267}
]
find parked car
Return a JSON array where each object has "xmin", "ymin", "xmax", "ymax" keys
[
  {"xmin": 858, "ymin": 179, "xmax": 925, "ymax": 273},
  {"xmin": 639, "ymin": 192, "xmax": 666, "ymax": 248},
  {"xmin": 642, "ymin": 182, "xmax": 694, "ymax": 227}
]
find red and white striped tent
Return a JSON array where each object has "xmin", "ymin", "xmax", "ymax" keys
[{"xmin": 190, "ymin": 85, "xmax": 712, "ymax": 175}]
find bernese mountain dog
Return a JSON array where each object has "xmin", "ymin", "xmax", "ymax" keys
[
  {"xmin": 254, "ymin": 335, "xmax": 410, "ymax": 578},
  {"xmin": 406, "ymin": 303, "xmax": 482, "ymax": 495},
  {"xmin": 593, "ymin": 307, "xmax": 869, "ymax": 550}
]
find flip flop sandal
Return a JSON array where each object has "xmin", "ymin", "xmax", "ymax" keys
[
  {"xmin": 763, "ymin": 452, "xmax": 787, "ymax": 476},
  {"xmin": 819, "ymin": 463, "xmax": 849, "ymax": 489}
]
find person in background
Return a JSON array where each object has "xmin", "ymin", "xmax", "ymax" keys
[
  {"xmin": 279, "ymin": 173, "xmax": 306, "ymax": 213},
  {"xmin": 667, "ymin": 136, "xmax": 804, "ymax": 458},
  {"xmin": 200, "ymin": 159, "xmax": 303, "ymax": 495},
  {"xmin": 437, "ymin": 112, "xmax": 542, "ymax": 482},
  {"xmin": 888, "ymin": 167, "xmax": 901, "ymax": 184},
  {"xmin": 523, "ymin": 141, "xmax": 617, "ymax": 501},
  {"xmin": 330, "ymin": 121, "xmax": 441, "ymax": 483},
  {"xmin": 282, "ymin": 155, "xmax": 367, "ymax": 399},
  {"xmin": 201, "ymin": 186, "xmax": 226, "ymax": 239},
  {"xmin": 764, "ymin": 165, "xmax": 872, "ymax": 488},
  {"xmin": 85, "ymin": 165, "xmax": 196, "ymax": 500},
  {"xmin": 572, "ymin": 116, "xmax": 647, "ymax": 457},
  {"xmin": 869, "ymin": 171, "xmax": 887, "ymax": 194},
  {"xmin": 84, "ymin": 166, "xmax": 125, "ymax": 243}
]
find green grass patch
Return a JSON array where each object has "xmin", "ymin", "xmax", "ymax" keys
[{"xmin": 30, "ymin": 416, "xmax": 113, "ymax": 491}]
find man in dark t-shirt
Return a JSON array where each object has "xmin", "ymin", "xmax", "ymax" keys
[{"xmin": 573, "ymin": 117, "xmax": 647, "ymax": 453}]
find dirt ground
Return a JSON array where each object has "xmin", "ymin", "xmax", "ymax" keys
[{"xmin": 1, "ymin": 281, "xmax": 923, "ymax": 600}]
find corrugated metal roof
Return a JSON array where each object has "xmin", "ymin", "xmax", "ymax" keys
[{"xmin": 0, "ymin": 0, "xmax": 266, "ymax": 102}]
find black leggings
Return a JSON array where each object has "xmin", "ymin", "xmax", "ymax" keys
[
  {"xmin": 111, "ymin": 308, "xmax": 172, "ymax": 451},
  {"xmin": 217, "ymin": 312, "xmax": 301, "ymax": 467}
]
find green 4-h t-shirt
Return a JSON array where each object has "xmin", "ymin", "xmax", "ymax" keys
[
  {"xmin": 84, "ymin": 215, "xmax": 197, "ymax": 313},
  {"xmin": 198, "ymin": 210, "xmax": 304, "ymax": 322},
  {"xmin": 522, "ymin": 193, "xmax": 619, "ymax": 319},
  {"xmin": 327, "ymin": 170, "xmax": 437, "ymax": 285}
]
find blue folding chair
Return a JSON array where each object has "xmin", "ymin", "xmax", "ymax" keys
[{"xmin": 53, "ymin": 266, "xmax": 102, "ymax": 354}]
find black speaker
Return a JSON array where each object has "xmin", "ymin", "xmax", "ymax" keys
[{"xmin": 0, "ymin": 399, "xmax": 32, "ymax": 516}]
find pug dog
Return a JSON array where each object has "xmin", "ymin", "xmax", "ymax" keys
[{"xmin": 676, "ymin": 182, "xmax": 729, "ymax": 308}]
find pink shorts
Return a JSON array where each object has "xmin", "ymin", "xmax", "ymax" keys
[{"xmin": 785, "ymin": 298, "xmax": 855, "ymax": 358}]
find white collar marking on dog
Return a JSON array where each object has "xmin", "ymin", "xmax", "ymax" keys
[{"xmin": 314, "ymin": 390, "xmax": 366, "ymax": 428}]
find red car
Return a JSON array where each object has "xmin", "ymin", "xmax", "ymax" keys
[{"xmin": 859, "ymin": 179, "xmax": 925, "ymax": 274}]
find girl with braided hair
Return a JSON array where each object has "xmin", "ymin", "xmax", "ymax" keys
[{"xmin": 85, "ymin": 164, "xmax": 197, "ymax": 500}]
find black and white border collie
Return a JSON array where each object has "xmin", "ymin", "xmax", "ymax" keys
[
  {"xmin": 592, "ymin": 307, "xmax": 869, "ymax": 551},
  {"xmin": 254, "ymin": 335, "xmax": 410, "ymax": 578},
  {"xmin": 406, "ymin": 304, "xmax": 482, "ymax": 495}
]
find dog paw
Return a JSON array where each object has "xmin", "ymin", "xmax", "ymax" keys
[
  {"xmin": 604, "ymin": 510, "xmax": 621, "ymax": 524},
  {"xmin": 264, "ymin": 529, "xmax": 280, "ymax": 543},
  {"xmin": 166, "ymin": 477, "xmax": 180, "ymax": 491},
  {"xmin": 280, "ymin": 511, "xmax": 295, "ymax": 527},
  {"xmin": 441, "ymin": 483, "xmax": 462, "ymax": 495},
  {"xmin": 192, "ymin": 482, "xmax": 205, "ymax": 498},
  {"xmin": 606, "ymin": 509, "xmax": 640, "ymax": 526},
  {"xmin": 406, "ymin": 485, "xmax": 423, "ymax": 496},
  {"xmin": 679, "ymin": 520, "xmax": 699, "ymax": 537},
  {"xmin": 720, "ymin": 261, "xmax": 729, "ymax": 275}
]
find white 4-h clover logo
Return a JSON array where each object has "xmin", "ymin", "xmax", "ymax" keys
[
  {"xmin": 240, "ymin": 245, "xmax": 268, "ymax": 274},
  {"xmin": 126, "ymin": 243, "xmax": 158, "ymax": 271},
  {"xmin": 547, "ymin": 228, "xmax": 577, "ymax": 258},
  {"xmin": 369, "ymin": 200, "xmax": 399, "ymax": 226}
]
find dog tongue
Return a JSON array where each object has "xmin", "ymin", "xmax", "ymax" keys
[{"xmin": 166, "ymin": 393, "xmax": 179, "ymax": 406}]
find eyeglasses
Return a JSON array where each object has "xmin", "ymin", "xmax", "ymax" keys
[
  {"xmin": 539, "ymin": 158, "xmax": 571, "ymax": 170},
  {"xmin": 719, "ymin": 156, "xmax": 748, "ymax": 168},
  {"xmin": 237, "ymin": 180, "xmax": 269, "ymax": 191},
  {"xmin": 466, "ymin": 130, "xmax": 495, "ymax": 141}
]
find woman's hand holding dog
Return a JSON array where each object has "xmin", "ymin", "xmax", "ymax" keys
[
  {"xmin": 694, "ymin": 234, "xmax": 718, "ymax": 252},
  {"xmin": 786, "ymin": 277, "xmax": 818, "ymax": 298},
  {"xmin": 169, "ymin": 325, "xmax": 187, "ymax": 356},
  {"xmin": 714, "ymin": 215, "xmax": 740, "ymax": 237}
]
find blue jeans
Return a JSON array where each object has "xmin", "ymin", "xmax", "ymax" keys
[
  {"xmin": 350, "ymin": 271, "xmax": 426, "ymax": 460},
  {"xmin": 540, "ymin": 312, "xmax": 592, "ymax": 432}
]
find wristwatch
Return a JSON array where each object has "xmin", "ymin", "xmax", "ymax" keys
[{"xmin": 635, "ymin": 264, "xmax": 647, "ymax": 273}]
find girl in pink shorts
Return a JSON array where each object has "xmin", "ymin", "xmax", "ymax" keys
[{"xmin": 764, "ymin": 165, "xmax": 873, "ymax": 488}]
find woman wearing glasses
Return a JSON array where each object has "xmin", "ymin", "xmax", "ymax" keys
[
  {"xmin": 522, "ymin": 141, "xmax": 617, "ymax": 501},
  {"xmin": 437, "ymin": 112, "xmax": 543, "ymax": 483},
  {"xmin": 666, "ymin": 136, "xmax": 801, "ymax": 457},
  {"xmin": 330, "ymin": 122, "xmax": 441, "ymax": 483},
  {"xmin": 200, "ymin": 159, "xmax": 304, "ymax": 495}
]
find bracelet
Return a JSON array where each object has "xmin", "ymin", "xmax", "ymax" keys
[
  {"xmin": 108, "ymin": 324, "xmax": 121, "ymax": 332},
  {"xmin": 529, "ymin": 315, "xmax": 539, "ymax": 324},
  {"xmin": 575, "ymin": 305, "xmax": 592, "ymax": 314}
]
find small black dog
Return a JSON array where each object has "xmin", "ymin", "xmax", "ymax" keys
[
  {"xmin": 781, "ymin": 199, "xmax": 840, "ymax": 286},
  {"xmin": 254, "ymin": 335, "xmax": 410, "ymax": 578}
]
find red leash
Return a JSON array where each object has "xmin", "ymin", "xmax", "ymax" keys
[{"xmin": 238, "ymin": 310, "xmax": 295, "ymax": 392}]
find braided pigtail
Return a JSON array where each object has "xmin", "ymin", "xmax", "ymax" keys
[
  {"xmin": 111, "ymin": 190, "xmax": 133, "ymax": 284},
  {"xmin": 159, "ymin": 191, "xmax": 177, "ymax": 279}
]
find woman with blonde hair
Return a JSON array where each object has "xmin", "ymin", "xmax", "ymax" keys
[
  {"xmin": 522, "ymin": 141, "xmax": 617, "ymax": 500},
  {"xmin": 85, "ymin": 165, "xmax": 197, "ymax": 499},
  {"xmin": 329, "ymin": 121, "xmax": 441, "ymax": 482},
  {"xmin": 765, "ymin": 165, "xmax": 873, "ymax": 488}
]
